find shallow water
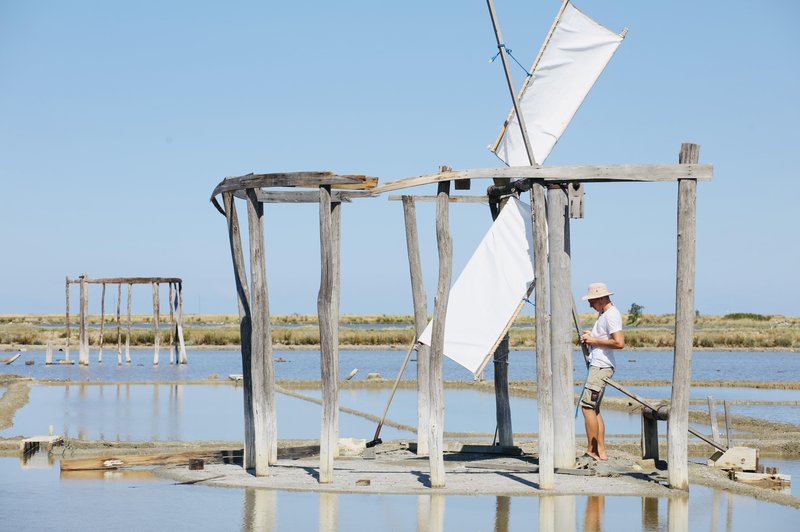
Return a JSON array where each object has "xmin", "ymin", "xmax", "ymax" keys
[
  {"xmin": 2, "ymin": 349, "xmax": 798, "ymax": 384},
  {"xmin": 0, "ymin": 457, "xmax": 797, "ymax": 531}
]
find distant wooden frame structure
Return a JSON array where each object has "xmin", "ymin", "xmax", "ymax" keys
[
  {"xmin": 209, "ymin": 171, "xmax": 376, "ymax": 479},
  {"xmin": 64, "ymin": 275, "xmax": 187, "ymax": 366}
]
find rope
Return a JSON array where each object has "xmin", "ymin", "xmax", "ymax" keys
[{"xmin": 489, "ymin": 43, "xmax": 532, "ymax": 79}]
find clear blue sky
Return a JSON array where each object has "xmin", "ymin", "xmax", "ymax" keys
[{"xmin": 1, "ymin": 1, "xmax": 798, "ymax": 316}]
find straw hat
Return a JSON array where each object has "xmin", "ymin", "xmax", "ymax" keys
[{"xmin": 581, "ymin": 282, "xmax": 613, "ymax": 301}]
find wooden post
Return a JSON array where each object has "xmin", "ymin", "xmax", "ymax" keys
[
  {"xmin": 642, "ymin": 411, "xmax": 659, "ymax": 460},
  {"xmin": 246, "ymin": 188, "xmax": 277, "ymax": 473},
  {"xmin": 79, "ymin": 275, "xmax": 89, "ymax": 365},
  {"xmin": 223, "ymin": 191, "xmax": 256, "ymax": 471},
  {"xmin": 402, "ymin": 195, "xmax": 430, "ymax": 456},
  {"xmin": 548, "ymin": 185, "xmax": 575, "ymax": 467},
  {"xmin": 668, "ymin": 142, "xmax": 699, "ymax": 490},
  {"xmin": 125, "ymin": 284, "xmax": 132, "ymax": 364},
  {"xmin": 65, "ymin": 276, "xmax": 70, "ymax": 362},
  {"xmin": 429, "ymin": 180, "xmax": 452, "ymax": 488},
  {"xmin": 116, "ymin": 284, "xmax": 122, "ymax": 365},
  {"xmin": 176, "ymin": 282, "xmax": 187, "ymax": 364},
  {"xmin": 168, "ymin": 283, "xmax": 175, "ymax": 365},
  {"xmin": 723, "ymin": 400, "xmax": 732, "ymax": 449},
  {"xmin": 98, "ymin": 283, "xmax": 106, "ymax": 364},
  {"xmin": 531, "ymin": 184, "xmax": 554, "ymax": 489},
  {"xmin": 46, "ymin": 341, "xmax": 52, "ymax": 365},
  {"xmin": 331, "ymin": 199, "xmax": 342, "ymax": 458},
  {"xmin": 707, "ymin": 396, "xmax": 720, "ymax": 443},
  {"xmin": 490, "ymin": 198, "xmax": 513, "ymax": 447},
  {"xmin": 152, "ymin": 282, "xmax": 160, "ymax": 366},
  {"xmin": 318, "ymin": 184, "xmax": 338, "ymax": 483}
]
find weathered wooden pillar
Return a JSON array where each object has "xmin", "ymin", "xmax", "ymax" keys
[
  {"xmin": 547, "ymin": 184, "xmax": 575, "ymax": 467},
  {"xmin": 79, "ymin": 275, "xmax": 89, "ymax": 365},
  {"xmin": 223, "ymin": 191, "xmax": 256, "ymax": 471},
  {"xmin": 331, "ymin": 199, "xmax": 341, "ymax": 458},
  {"xmin": 98, "ymin": 283, "xmax": 106, "ymax": 364},
  {"xmin": 402, "ymin": 195, "xmax": 430, "ymax": 456},
  {"xmin": 65, "ymin": 276, "xmax": 71, "ymax": 361},
  {"xmin": 46, "ymin": 341, "xmax": 52, "ymax": 365},
  {"xmin": 531, "ymin": 184, "xmax": 554, "ymax": 489},
  {"xmin": 429, "ymin": 180, "xmax": 452, "ymax": 488},
  {"xmin": 246, "ymin": 188, "xmax": 277, "ymax": 472},
  {"xmin": 491, "ymin": 198, "xmax": 513, "ymax": 447},
  {"xmin": 168, "ymin": 283, "xmax": 175, "ymax": 365},
  {"xmin": 116, "ymin": 284, "xmax": 122, "ymax": 365},
  {"xmin": 668, "ymin": 142, "xmax": 699, "ymax": 490},
  {"xmin": 318, "ymin": 184, "xmax": 338, "ymax": 483},
  {"xmin": 152, "ymin": 282, "xmax": 160, "ymax": 366},
  {"xmin": 176, "ymin": 282, "xmax": 187, "ymax": 364},
  {"xmin": 125, "ymin": 284, "xmax": 132, "ymax": 363}
]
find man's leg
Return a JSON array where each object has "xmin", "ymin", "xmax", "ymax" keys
[
  {"xmin": 596, "ymin": 412, "xmax": 607, "ymax": 460},
  {"xmin": 582, "ymin": 407, "xmax": 600, "ymax": 459}
]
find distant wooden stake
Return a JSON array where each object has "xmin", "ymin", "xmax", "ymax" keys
[
  {"xmin": 65, "ymin": 276, "xmax": 70, "ymax": 362},
  {"xmin": 116, "ymin": 284, "xmax": 122, "ymax": 365},
  {"xmin": 168, "ymin": 283, "xmax": 175, "ymax": 365},
  {"xmin": 723, "ymin": 400, "xmax": 732, "ymax": 449},
  {"xmin": 708, "ymin": 396, "xmax": 720, "ymax": 444},
  {"xmin": 126, "ymin": 284, "xmax": 132, "ymax": 364},
  {"xmin": 429, "ymin": 180, "xmax": 452, "ymax": 488},
  {"xmin": 98, "ymin": 283, "xmax": 106, "ymax": 364},
  {"xmin": 223, "ymin": 191, "xmax": 255, "ymax": 471},
  {"xmin": 152, "ymin": 282, "xmax": 160, "ymax": 366},
  {"xmin": 402, "ymin": 196, "xmax": 430, "ymax": 456},
  {"xmin": 246, "ymin": 187, "xmax": 276, "ymax": 473},
  {"xmin": 46, "ymin": 341, "xmax": 52, "ymax": 365},
  {"xmin": 668, "ymin": 142, "xmax": 699, "ymax": 491},
  {"xmin": 79, "ymin": 275, "xmax": 89, "ymax": 365},
  {"xmin": 318, "ymin": 184, "xmax": 338, "ymax": 483},
  {"xmin": 176, "ymin": 283, "xmax": 187, "ymax": 364}
]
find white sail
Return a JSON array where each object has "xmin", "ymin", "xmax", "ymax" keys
[{"xmin": 493, "ymin": 3, "xmax": 625, "ymax": 166}]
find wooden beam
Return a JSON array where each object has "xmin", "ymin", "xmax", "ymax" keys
[
  {"xmin": 668, "ymin": 142, "xmax": 699, "ymax": 491},
  {"xmin": 388, "ymin": 195, "xmax": 489, "ymax": 203},
  {"xmin": 402, "ymin": 196, "xmax": 429, "ymax": 456},
  {"xmin": 318, "ymin": 185, "xmax": 338, "ymax": 484},
  {"xmin": 98, "ymin": 283, "xmax": 106, "ymax": 364},
  {"xmin": 176, "ymin": 283, "xmax": 187, "ymax": 364},
  {"xmin": 168, "ymin": 283, "xmax": 175, "ymax": 365},
  {"xmin": 223, "ymin": 192, "xmax": 256, "ymax": 471},
  {"xmin": 68, "ymin": 277, "xmax": 183, "ymax": 285},
  {"xmin": 125, "ymin": 284, "xmax": 132, "ymax": 364},
  {"xmin": 246, "ymin": 188, "xmax": 275, "ymax": 475},
  {"xmin": 371, "ymin": 164, "xmax": 713, "ymax": 194},
  {"xmin": 331, "ymin": 199, "xmax": 342, "ymax": 458},
  {"xmin": 429, "ymin": 180, "xmax": 452, "ymax": 488},
  {"xmin": 531, "ymin": 183, "xmax": 554, "ymax": 489},
  {"xmin": 233, "ymin": 190, "xmax": 371, "ymax": 204},
  {"xmin": 490, "ymin": 198, "xmax": 513, "ymax": 447},
  {"xmin": 116, "ymin": 284, "xmax": 122, "ymax": 366},
  {"xmin": 548, "ymin": 185, "xmax": 575, "ymax": 468}
]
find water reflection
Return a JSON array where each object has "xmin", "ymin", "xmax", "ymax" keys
[
  {"xmin": 583, "ymin": 496, "xmax": 604, "ymax": 532},
  {"xmin": 242, "ymin": 488, "xmax": 276, "ymax": 532}
]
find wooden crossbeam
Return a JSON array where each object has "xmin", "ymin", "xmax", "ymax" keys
[
  {"xmin": 372, "ymin": 164, "xmax": 713, "ymax": 194},
  {"xmin": 233, "ymin": 190, "xmax": 372, "ymax": 204},
  {"xmin": 387, "ymin": 195, "xmax": 489, "ymax": 203},
  {"xmin": 68, "ymin": 277, "xmax": 182, "ymax": 284}
]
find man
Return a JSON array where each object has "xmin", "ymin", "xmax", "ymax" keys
[{"xmin": 579, "ymin": 282, "xmax": 625, "ymax": 461}]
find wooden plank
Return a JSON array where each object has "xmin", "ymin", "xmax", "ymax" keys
[
  {"xmin": 668, "ymin": 143, "xmax": 699, "ymax": 491},
  {"xmin": 371, "ymin": 164, "xmax": 713, "ymax": 194},
  {"xmin": 531, "ymin": 183, "xmax": 554, "ymax": 489},
  {"xmin": 152, "ymin": 282, "xmax": 160, "ymax": 366},
  {"xmin": 211, "ymin": 172, "xmax": 377, "ymax": 198},
  {"xmin": 98, "ymin": 283, "xmax": 105, "ymax": 364},
  {"xmin": 68, "ymin": 277, "xmax": 183, "ymax": 285},
  {"xmin": 223, "ymin": 192, "xmax": 255, "ymax": 471},
  {"xmin": 709, "ymin": 446, "xmax": 758, "ymax": 471},
  {"xmin": 389, "ymin": 195, "xmax": 489, "ymax": 203},
  {"xmin": 246, "ymin": 187, "xmax": 276, "ymax": 474},
  {"xmin": 548, "ymin": 185, "xmax": 575, "ymax": 468},
  {"xmin": 642, "ymin": 414, "xmax": 659, "ymax": 461},
  {"xmin": 724, "ymin": 400, "xmax": 732, "ymax": 449},
  {"xmin": 79, "ymin": 275, "xmax": 88, "ymax": 365},
  {"xmin": 318, "ymin": 184, "xmax": 337, "ymax": 483},
  {"xmin": 233, "ymin": 189, "xmax": 370, "ymax": 203},
  {"xmin": 402, "ymin": 196, "xmax": 430, "ymax": 456},
  {"xmin": 429, "ymin": 180, "xmax": 452, "ymax": 488},
  {"xmin": 60, "ymin": 450, "xmax": 242, "ymax": 471}
]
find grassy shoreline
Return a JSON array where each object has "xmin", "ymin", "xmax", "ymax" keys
[{"xmin": 1, "ymin": 313, "xmax": 798, "ymax": 351}]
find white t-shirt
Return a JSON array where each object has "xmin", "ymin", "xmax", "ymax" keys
[{"xmin": 589, "ymin": 305, "xmax": 623, "ymax": 369}]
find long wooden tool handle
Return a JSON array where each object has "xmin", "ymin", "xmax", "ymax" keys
[
  {"xmin": 571, "ymin": 297, "xmax": 591, "ymax": 368},
  {"xmin": 372, "ymin": 339, "xmax": 418, "ymax": 441}
]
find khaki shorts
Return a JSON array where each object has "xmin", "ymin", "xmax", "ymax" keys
[{"xmin": 580, "ymin": 366, "xmax": 614, "ymax": 411}]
